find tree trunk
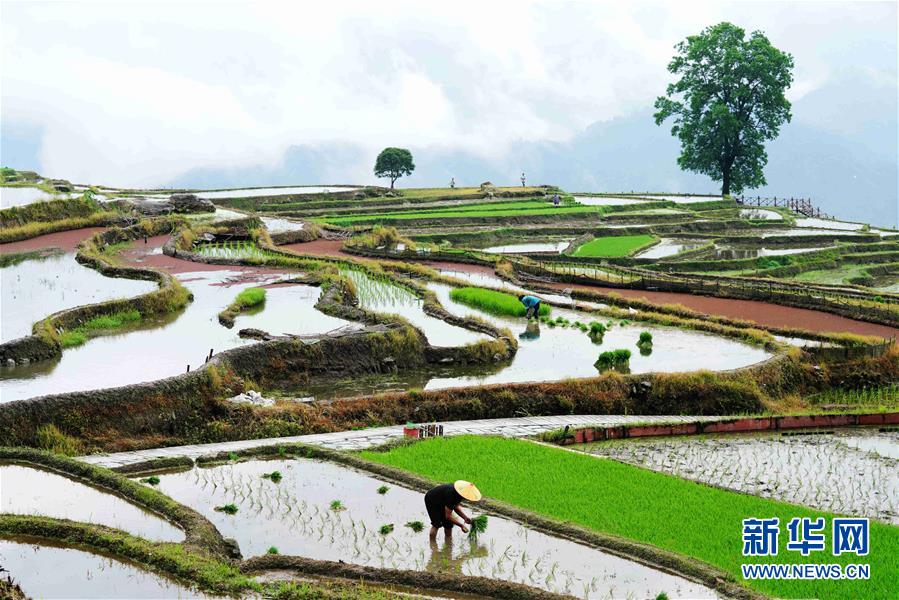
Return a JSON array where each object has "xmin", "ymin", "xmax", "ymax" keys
[
  {"xmin": 721, "ymin": 169, "xmax": 731, "ymax": 196},
  {"xmin": 390, "ymin": 177, "xmax": 396, "ymax": 190}
]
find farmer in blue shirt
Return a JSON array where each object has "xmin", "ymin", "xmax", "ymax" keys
[{"xmin": 518, "ymin": 294, "xmax": 542, "ymax": 319}]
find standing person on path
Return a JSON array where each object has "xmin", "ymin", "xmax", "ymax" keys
[
  {"xmin": 450, "ymin": 177, "xmax": 455, "ymax": 189},
  {"xmin": 520, "ymin": 172, "xmax": 526, "ymax": 187},
  {"xmin": 552, "ymin": 193, "xmax": 560, "ymax": 207},
  {"xmin": 518, "ymin": 294, "xmax": 542, "ymax": 319},
  {"xmin": 424, "ymin": 480, "xmax": 481, "ymax": 540}
]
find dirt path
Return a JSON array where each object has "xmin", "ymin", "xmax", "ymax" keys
[
  {"xmin": 283, "ymin": 239, "xmax": 899, "ymax": 339},
  {"xmin": 0, "ymin": 227, "xmax": 105, "ymax": 254}
]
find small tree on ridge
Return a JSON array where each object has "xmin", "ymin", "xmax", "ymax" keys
[{"xmin": 374, "ymin": 147, "xmax": 415, "ymax": 189}]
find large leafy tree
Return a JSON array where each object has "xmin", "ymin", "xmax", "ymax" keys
[
  {"xmin": 374, "ymin": 147, "xmax": 415, "ymax": 189},
  {"xmin": 654, "ymin": 22, "xmax": 794, "ymax": 195}
]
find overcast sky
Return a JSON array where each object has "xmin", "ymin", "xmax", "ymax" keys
[{"xmin": 1, "ymin": 1, "xmax": 896, "ymax": 186}]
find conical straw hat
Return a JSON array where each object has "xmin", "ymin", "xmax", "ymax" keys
[{"xmin": 453, "ymin": 480, "xmax": 482, "ymax": 502}]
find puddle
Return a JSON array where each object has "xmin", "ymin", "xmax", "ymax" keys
[
  {"xmin": 0, "ymin": 272, "xmax": 357, "ymax": 402},
  {"xmin": 585, "ymin": 428, "xmax": 899, "ymax": 524},
  {"xmin": 635, "ymin": 239, "xmax": 707, "ymax": 259},
  {"xmin": 0, "ymin": 539, "xmax": 223, "ymax": 599},
  {"xmin": 152, "ymin": 458, "xmax": 715, "ymax": 599},
  {"xmin": 480, "ymin": 240, "xmax": 571, "ymax": 254},
  {"xmin": 771, "ymin": 335, "xmax": 838, "ymax": 348},
  {"xmin": 572, "ymin": 196, "xmax": 656, "ymax": 207},
  {"xmin": 0, "ymin": 251, "xmax": 156, "ymax": 343},
  {"xmin": 195, "ymin": 186, "xmax": 358, "ymax": 199},
  {"xmin": 0, "ymin": 464, "xmax": 184, "ymax": 542},
  {"xmin": 341, "ymin": 269, "xmax": 488, "ymax": 347},
  {"xmin": 739, "ymin": 209, "xmax": 782, "ymax": 220}
]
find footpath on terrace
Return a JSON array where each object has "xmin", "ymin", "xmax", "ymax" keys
[{"xmin": 79, "ymin": 414, "xmax": 719, "ymax": 468}]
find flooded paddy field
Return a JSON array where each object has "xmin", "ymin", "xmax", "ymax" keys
[
  {"xmin": 150, "ymin": 458, "xmax": 716, "ymax": 599},
  {"xmin": 571, "ymin": 196, "xmax": 657, "ymax": 207},
  {"xmin": 425, "ymin": 283, "xmax": 770, "ymax": 382},
  {"xmin": 738, "ymin": 209, "xmax": 783, "ymax": 220},
  {"xmin": 0, "ymin": 539, "xmax": 223, "ymax": 599},
  {"xmin": 0, "ymin": 186, "xmax": 60, "ymax": 208},
  {"xmin": 0, "ymin": 271, "xmax": 356, "ymax": 402},
  {"xmin": 341, "ymin": 269, "xmax": 488, "ymax": 347},
  {"xmin": 711, "ymin": 245, "xmax": 835, "ymax": 260},
  {"xmin": 0, "ymin": 463, "xmax": 184, "ymax": 542},
  {"xmin": 583, "ymin": 428, "xmax": 899, "ymax": 523},
  {"xmin": 0, "ymin": 248, "xmax": 156, "ymax": 343},
  {"xmin": 634, "ymin": 238, "xmax": 707, "ymax": 259},
  {"xmin": 291, "ymin": 283, "xmax": 771, "ymax": 400},
  {"xmin": 260, "ymin": 216, "xmax": 305, "ymax": 233},
  {"xmin": 480, "ymin": 240, "xmax": 572, "ymax": 254}
]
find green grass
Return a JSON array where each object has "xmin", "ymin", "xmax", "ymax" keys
[
  {"xmin": 571, "ymin": 234, "xmax": 658, "ymax": 257},
  {"xmin": 362, "ymin": 436, "xmax": 899, "ymax": 600},
  {"xmin": 449, "ymin": 287, "xmax": 551, "ymax": 318},
  {"xmin": 232, "ymin": 287, "xmax": 266, "ymax": 309},
  {"xmin": 58, "ymin": 310, "xmax": 142, "ymax": 348}
]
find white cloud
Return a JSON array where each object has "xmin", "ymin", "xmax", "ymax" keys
[{"xmin": 1, "ymin": 0, "xmax": 894, "ymax": 186}]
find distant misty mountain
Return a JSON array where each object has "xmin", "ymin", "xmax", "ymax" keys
[{"xmin": 170, "ymin": 80, "xmax": 897, "ymax": 227}]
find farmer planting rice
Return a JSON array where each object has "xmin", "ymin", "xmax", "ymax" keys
[
  {"xmin": 518, "ymin": 294, "xmax": 542, "ymax": 319},
  {"xmin": 424, "ymin": 480, "xmax": 481, "ymax": 539}
]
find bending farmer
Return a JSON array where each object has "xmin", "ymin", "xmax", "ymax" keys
[
  {"xmin": 424, "ymin": 480, "xmax": 482, "ymax": 539},
  {"xmin": 518, "ymin": 294, "xmax": 542, "ymax": 319}
]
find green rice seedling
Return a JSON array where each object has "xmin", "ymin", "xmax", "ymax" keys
[
  {"xmin": 449, "ymin": 287, "xmax": 550, "ymax": 318},
  {"xmin": 377, "ymin": 485, "xmax": 389, "ymax": 495},
  {"xmin": 405, "ymin": 520, "xmax": 425, "ymax": 533},
  {"xmin": 262, "ymin": 471, "xmax": 282, "ymax": 483},
  {"xmin": 139, "ymin": 476, "xmax": 160, "ymax": 485},
  {"xmin": 637, "ymin": 331, "xmax": 653, "ymax": 355},
  {"xmin": 656, "ymin": 593, "xmax": 669, "ymax": 600},
  {"xmin": 468, "ymin": 515, "xmax": 488, "ymax": 541},
  {"xmin": 215, "ymin": 503, "xmax": 239, "ymax": 514},
  {"xmin": 330, "ymin": 500, "xmax": 345, "ymax": 511},
  {"xmin": 228, "ymin": 452, "xmax": 238, "ymax": 462},
  {"xmin": 267, "ymin": 546, "xmax": 279, "ymax": 555},
  {"xmin": 594, "ymin": 348, "xmax": 631, "ymax": 371},
  {"xmin": 379, "ymin": 523, "xmax": 395, "ymax": 535}
]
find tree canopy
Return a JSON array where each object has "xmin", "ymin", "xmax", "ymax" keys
[
  {"xmin": 654, "ymin": 22, "xmax": 794, "ymax": 195},
  {"xmin": 374, "ymin": 147, "xmax": 415, "ymax": 189}
]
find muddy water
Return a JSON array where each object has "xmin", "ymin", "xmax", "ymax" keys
[
  {"xmin": 196, "ymin": 186, "xmax": 358, "ymax": 199},
  {"xmin": 635, "ymin": 239, "xmax": 707, "ymax": 259},
  {"xmin": 480, "ymin": 240, "xmax": 571, "ymax": 254},
  {"xmin": 585, "ymin": 428, "xmax": 899, "ymax": 524},
  {"xmin": 341, "ymin": 269, "xmax": 488, "ymax": 347},
  {"xmin": 0, "ymin": 272, "xmax": 357, "ymax": 402},
  {"xmin": 0, "ymin": 251, "xmax": 156, "ymax": 343},
  {"xmin": 0, "ymin": 464, "xmax": 184, "ymax": 542},
  {"xmin": 420, "ymin": 284, "xmax": 770, "ymax": 389},
  {"xmin": 759, "ymin": 228, "xmax": 865, "ymax": 237},
  {"xmin": 0, "ymin": 540, "xmax": 222, "ymax": 599},
  {"xmin": 435, "ymin": 269, "xmax": 525, "ymax": 293},
  {"xmin": 152, "ymin": 459, "xmax": 715, "ymax": 599}
]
